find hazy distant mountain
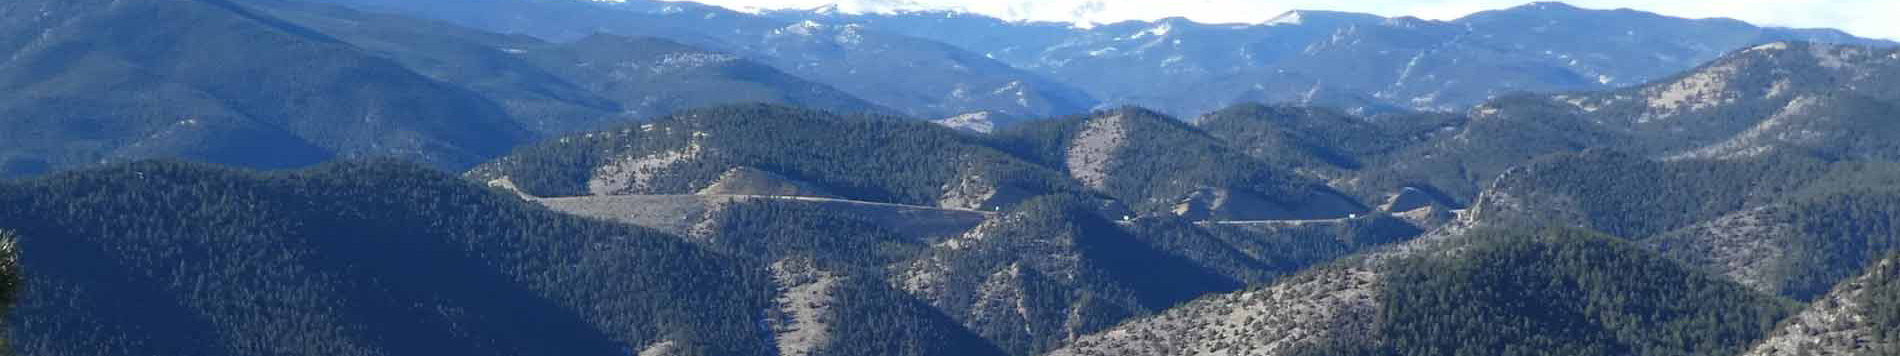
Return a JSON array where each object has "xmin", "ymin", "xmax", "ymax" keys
[
  {"xmin": 0, "ymin": 0, "xmax": 887, "ymax": 178},
  {"xmin": 295, "ymin": 0, "xmax": 1099, "ymax": 119},
  {"xmin": 0, "ymin": 0, "xmax": 531, "ymax": 178},
  {"xmin": 248, "ymin": 0, "xmax": 892, "ymax": 135},
  {"xmin": 774, "ymin": 2, "xmax": 1896, "ymax": 117}
]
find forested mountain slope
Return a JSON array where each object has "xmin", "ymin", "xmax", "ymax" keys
[
  {"xmin": 0, "ymin": 160, "xmax": 1005, "ymax": 356},
  {"xmin": 544, "ymin": 190, "xmax": 1428, "ymax": 356},
  {"xmin": 1340, "ymin": 42, "xmax": 1900, "ymax": 205},
  {"xmin": 1461, "ymin": 149, "xmax": 1900, "ymax": 301},
  {"xmin": 468, "ymin": 104, "xmax": 1081, "ymax": 211},
  {"xmin": 1050, "ymin": 227, "xmax": 1799, "ymax": 356},
  {"xmin": 992, "ymin": 107, "xmax": 1367, "ymax": 220}
]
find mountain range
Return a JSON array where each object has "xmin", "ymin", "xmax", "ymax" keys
[
  {"xmin": 772, "ymin": 2, "xmax": 1896, "ymax": 117},
  {"xmin": 5, "ymin": 0, "xmax": 1900, "ymax": 355}
]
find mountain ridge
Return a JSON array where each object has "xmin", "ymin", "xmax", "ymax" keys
[{"xmin": 769, "ymin": 1, "xmax": 1897, "ymax": 117}]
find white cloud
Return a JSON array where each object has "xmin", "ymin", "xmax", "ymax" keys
[{"xmin": 652, "ymin": 0, "xmax": 1900, "ymax": 40}]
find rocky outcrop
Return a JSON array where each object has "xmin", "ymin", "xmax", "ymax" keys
[
  {"xmin": 1742, "ymin": 257, "xmax": 1899, "ymax": 356},
  {"xmin": 695, "ymin": 166, "xmax": 837, "ymax": 198},
  {"xmin": 1066, "ymin": 114, "xmax": 1128, "ymax": 192}
]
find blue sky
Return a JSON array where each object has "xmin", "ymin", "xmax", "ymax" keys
[{"xmin": 648, "ymin": 0, "xmax": 1900, "ymax": 40}]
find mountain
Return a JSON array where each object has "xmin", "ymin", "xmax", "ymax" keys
[
  {"xmin": 0, "ymin": 160, "xmax": 1006, "ymax": 356},
  {"xmin": 537, "ymin": 188, "xmax": 1427, "ymax": 355},
  {"xmin": 0, "ymin": 0, "xmax": 912, "ymax": 179},
  {"xmin": 468, "ymin": 104, "xmax": 1083, "ymax": 211},
  {"xmin": 1335, "ymin": 41, "xmax": 1900, "ymax": 205},
  {"xmin": 244, "ymin": 0, "xmax": 889, "ymax": 135},
  {"xmin": 291, "ymin": 0, "xmax": 1099, "ymax": 119},
  {"xmin": 993, "ymin": 107, "xmax": 1367, "ymax": 220},
  {"xmin": 465, "ymin": 103, "xmax": 1442, "ymax": 354},
  {"xmin": 773, "ymin": 2, "xmax": 1896, "ymax": 117},
  {"xmin": 1049, "ymin": 227, "xmax": 1799, "ymax": 356},
  {"xmin": 1193, "ymin": 103, "xmax": 1462, "ymax": 177},
  {"xmin": 1742, "ymin": 254, "xmax": 1900, "ymax": 356},
  {"xmin": 0, "ymin": 0, "xmax": 531, "ymax": 178}
]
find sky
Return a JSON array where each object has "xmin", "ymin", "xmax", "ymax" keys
[{"xmin": 649, "ymin": 0, "xmax": 1900, "ymax": 40}]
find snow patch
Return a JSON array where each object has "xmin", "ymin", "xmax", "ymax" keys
[
  {"xmin": 1266, "ymin": 10, "xmax": 1304, "ymax": 26},
  {"xmin": 1748, "ymin": 42, "xmax": 1790, "ymax": 52},
  {"xmin": 774, "ymin": 20, "xmax": 826, "ymax": 37},
  {"xmin": 1556, "ymin": 95, "xmax": 1602, "ymax": 113},
  {"xmin": 933, "ymin": 111, "xmax": 997, "ymax": 134},
  {"xmin": 1134, "ymin": 23, "xmax": 1172, "ymax": 39}
]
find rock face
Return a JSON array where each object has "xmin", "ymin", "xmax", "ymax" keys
[
  {"xmin": 1048, "ymin": 267, "xmax": 1384, "ymax": 356},
  {"xmin": 695, "ymin": 167, "xmax": 837, "ymax": 198},
  {"xmin": 588, "ymin": 132, "xmax": 708, "ymax": 196},
  {"xmin": 767, "ymin": 258, "xmax": 842, "ymax": 356},
  {"xmin": 1066, "ymin": 113, "xmax": 1129, "ymax": 192},
  {"xmin": 938, "ymin": 164, "xmax": 1038, "ymax": 211},
  {"xmin": 1742, "ymin": 257, "xmax": 1899, "ymax": 356}
]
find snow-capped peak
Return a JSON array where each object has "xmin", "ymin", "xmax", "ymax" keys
[{"xmin": 806, "ymin": 0, "xmax": 967, "ymax": 16}]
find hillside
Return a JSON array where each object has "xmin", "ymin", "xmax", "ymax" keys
[
  {"xmin": 893, "ymin": 195, "xmax": 1424, "ymax": 355},
  {"xmin": 1050, "ymin": 227, "xmax": 1799, "ymax": 356},
  {"xmin": 469, "ymin": 104, "xmax": 1081, "ymax": 211},
  {"xmin": 1193, "ymin": 104, "xmax": 1456, "ymax": 174},
  {"xmin": 1456, "ymin": 149, "xmax": 1900, "ymax": 301},
  {"xmin": 1347, "ymin": 42, "xmax": 1900, "ymax": 205},
  {"xmin": 531, "ymin": 188, "xmax": 1428, "ymax": 355},
  {"xmin": 0, "ymin": 0, "xmax": 531, "ymax": 178},
  {"xmin": 0, "ymin": 160, "xmax": 1005, "ymax": 356},
  {"xmin": 993, "ymin": 107, "xmax": 1367, "ymax": 220},
  {"xmin": 1742, "ymin": 254, "xmax": 1900, "ymax": 356}
]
